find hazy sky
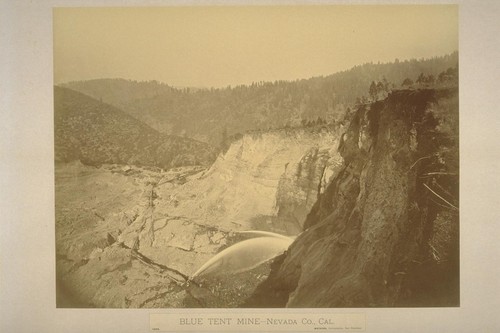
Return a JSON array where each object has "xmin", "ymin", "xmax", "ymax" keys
[{"xmin": 54, "ymin": 5, "xmax": 458, "ymax": 88}]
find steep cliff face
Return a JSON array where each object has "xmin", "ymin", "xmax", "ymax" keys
[
  {"xmin": 152, "ymin": 127, "xmax": 342, "ymax": 236},
  {"xmin": 245, "ymin": 88, "xmax": 459, "ymax": 307}
]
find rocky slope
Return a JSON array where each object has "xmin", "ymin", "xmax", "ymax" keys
[
  {"xmin": 245, "ymin": 87, "xmax": 459, "ymax": 307},
  {"xmin": 56, "ymin": 163, "xmax": 245, "ymax": 308}
]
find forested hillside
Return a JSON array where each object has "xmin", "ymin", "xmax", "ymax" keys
[
  {"xmin": 54, "ymin": 86, "xmax": 216, "ymax": 168},
  {"xmin": 60, "ymin": 79, "xmax": 176, "ymax": 106},
  {"xmin": 62, "ymin": 52, "xmax": 457, "ymax": 145}
]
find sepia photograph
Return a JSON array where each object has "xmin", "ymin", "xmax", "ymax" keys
[{"xmin": 53, "ymin": 5, "xmax": 460, "ymax": 309}]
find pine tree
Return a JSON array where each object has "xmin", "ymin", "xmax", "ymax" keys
[{"xmin": 369, "ymin": 81, "xmax": 377, "ymax": 101}]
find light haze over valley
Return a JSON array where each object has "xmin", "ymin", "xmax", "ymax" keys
[{"xmin": 54, "ymin": 5, "xmax": 459, "ymax": 308}]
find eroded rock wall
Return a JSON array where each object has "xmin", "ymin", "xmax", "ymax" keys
[
  {"xmin": 56, "ymin": 126, "xmax": 345, "ymax": 308},
  {"xmin": 157, "ymin": 127, "xmax": 342, "ymax": 235},
  {"xmin": 245, "ymin": 88, "xmax": 459, "ymax": 307}
]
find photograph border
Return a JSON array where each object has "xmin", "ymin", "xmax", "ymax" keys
[{"xmin": 1, "ymin": 0, "xmax": 499, "ymax": 332}]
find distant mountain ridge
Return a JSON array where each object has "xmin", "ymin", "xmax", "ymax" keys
[
  {"xmin": 60, "ymin": 79, "xmax": 176, "ymax": 106},
  {"xmin": 54, "ymin": 86, "xmax": 216, "ymax": 169},
  {"xmin": 61, "ymin": 52, "xmax": 458, "ymax": 145}
]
